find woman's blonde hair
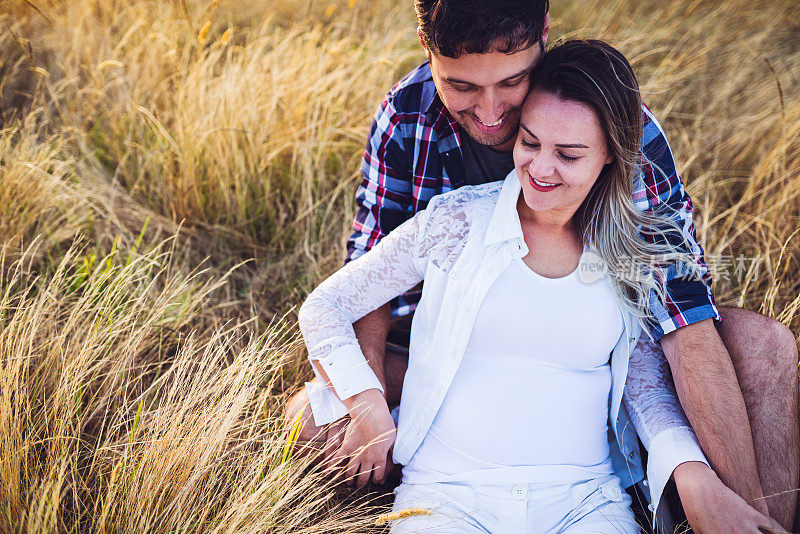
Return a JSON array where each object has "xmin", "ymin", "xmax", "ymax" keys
[{"xmin": 531, "ymin": 40, "xmax": 709, "ymax": 335}]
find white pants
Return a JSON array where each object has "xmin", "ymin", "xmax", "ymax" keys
[{"xmin": 390, "ymin": 474, "xmax": 640, "ymax": 534}]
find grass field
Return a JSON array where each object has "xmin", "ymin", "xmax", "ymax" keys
[{"xmin": 1, "ymin": 0, "xmax": 798, "ymax": 531}]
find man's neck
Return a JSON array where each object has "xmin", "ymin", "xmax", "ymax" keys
[
  {"xmin": 492, "ymin": 136, "xmax": 516, "ymax": 154},
  {"xmin": 462, "ymin": 129, "xmax": 515, "ymax": 154}
]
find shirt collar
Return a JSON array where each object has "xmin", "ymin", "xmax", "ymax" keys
[
  {"xmin": 415, "ymin": 63, "xmax": 462, "ymax": 155},
  {"xmin": 483, "ymin": 169, "xmax": 524, "ymax": 247},
  {"xmin": 424, "ymin": 92, "xmax": 448, "ymax": 120},
  {"xmin": 417, "ymin": 62, "xmax": 438, "ymax": 117}
]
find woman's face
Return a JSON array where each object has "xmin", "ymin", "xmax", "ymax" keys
[{"xmin": 513, "ymin": 88, "xmax": 613, "ymax": 223}]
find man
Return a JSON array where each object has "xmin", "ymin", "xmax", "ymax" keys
[{"xmin": 285, "ymin": 1, "xmax": 799, "ymax": 531}]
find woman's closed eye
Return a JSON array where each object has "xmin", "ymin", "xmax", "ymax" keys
[{"xmin": 521, "ymin": 140, "xmax": 580, "ymax": 163}]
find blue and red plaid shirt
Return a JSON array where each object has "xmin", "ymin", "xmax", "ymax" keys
[{"xmin": 346, "ymin": 62, "xmax": 719, "ymax": 341}]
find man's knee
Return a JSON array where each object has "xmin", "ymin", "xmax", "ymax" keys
[
  {"xmin": 284, "ymin": 383, "xmax": 327, "ymax": 443},
  {"xmin": 769, "ymin": 319, "xmax": 800, "ymax": 371},
  {"xmin": 718, "ymin": 307, "xmax": 798, "ymax": 392}
]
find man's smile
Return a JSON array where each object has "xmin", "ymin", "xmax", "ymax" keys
[{"xmin": 469, "ymin": 112, "xmax": 508, "ymax": 134}]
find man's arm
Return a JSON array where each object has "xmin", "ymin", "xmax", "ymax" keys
[
  {"xmin": 638, "ymin": 106, "xmax": 774, "ymax": 518},
  {"xmin": 660, "ymin": 318, "xmax": 769, "ymax": 516},
  {"xmin": 353, "ymin": 303, "xmax": 392, "ymax": 395},
  {"xmin": 346, "ymin": 96, "xmax": 414, "ymax": 266}
]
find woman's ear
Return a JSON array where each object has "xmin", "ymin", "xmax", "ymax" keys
[
  {"xmin": 604, "ymin": 145, "xmax": 615, "ymax": 165},
  {"xmin": 542, "ymin": 13, "xmax": 551, "ymax": 46}
]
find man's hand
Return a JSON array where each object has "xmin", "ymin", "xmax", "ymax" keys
[
  {"xmin": 326, "ymin": 389, "xmax": 396, "ymax": 489},
  {"xmin": 673, "ymin": 462, "xmax": 787, "ymax": 534}
]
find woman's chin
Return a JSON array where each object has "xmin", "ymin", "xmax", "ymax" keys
[{"xmin": 520, "ymin": 193, "xmax": 555, "ymax": 214}]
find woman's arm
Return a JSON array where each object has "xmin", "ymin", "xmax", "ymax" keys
[
  {"xmin": 299, "ymin": 207, "xmax": 427, "ymax": 401},
  {"xmin": 297, "ymin": 204, "xmax": 431, "ymax": 487}
]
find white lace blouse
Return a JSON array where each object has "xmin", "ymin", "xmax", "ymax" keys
[{"xmin": 299, "ymin": 170, "xmax": 708, "ymax": 525}]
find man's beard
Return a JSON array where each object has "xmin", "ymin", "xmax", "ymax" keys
[{"xmin": 455, "ymin": 107, "xmax": 521, "ymax": 148}]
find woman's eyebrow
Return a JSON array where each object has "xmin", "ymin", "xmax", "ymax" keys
[{"xmin": 520, "ymin": 123, "xmax": 589, "ymax": 149}]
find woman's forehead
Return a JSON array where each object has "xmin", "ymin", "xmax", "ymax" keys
[{"xmin": 520, "ymin": 89, "xmax": 604, "ymax": 145}]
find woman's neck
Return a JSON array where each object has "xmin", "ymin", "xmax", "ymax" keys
[{"xmin": 516, "ymin": 195, "xmax": 580, "ymax": 239}]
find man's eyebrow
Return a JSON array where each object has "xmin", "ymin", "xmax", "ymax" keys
[
  {"xmin": 520, "ymin": 124, "xmax": 589, "ymax": 149},
  {"xmin": 445, "ymin": 66, "xmax": 532, "ymax": 86}
]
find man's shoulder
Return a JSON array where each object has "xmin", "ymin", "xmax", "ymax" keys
[
  {"xmin": 640, "ymin": 103, "xmax": 668, "ymax": 147},
  {"xmin": 638, "ymin": 103, "xmax": 679, "ymax": 180},
  {"xmin": 382, "ymin": 62, "xmax": 436, "ymax": 117}
]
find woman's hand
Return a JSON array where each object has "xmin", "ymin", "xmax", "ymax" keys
[
  {"xmin": 673, "ymin": 461, "xmax": 788, "ymax": 534},
  {"xmin": 326, "ymin": 388, "xmax": 396, "ymax": 489}
]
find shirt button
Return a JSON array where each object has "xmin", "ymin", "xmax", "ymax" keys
[
  {"xmin": 601, "ymin": 483, "xmax": 622, "ymax": 502},
  {"xmin": 642, "ymin": 479, "xmax": 649, "ymax": 487},
  {"xmin": 511, "ymin": 484, "xmax": 527, "ymax": 499},
  {"xmin": 648, "ymin": 504, "xmax": 655, "ymax": 512}
]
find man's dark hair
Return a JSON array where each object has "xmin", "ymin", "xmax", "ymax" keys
[{"xmin": 415, "ymin": 0, "xmax": 549, "ymax": 58}]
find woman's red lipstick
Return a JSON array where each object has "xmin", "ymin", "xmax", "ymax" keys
[{"xmin": 529, "ymin": 175, "xmax": 562, "ymax": 192}]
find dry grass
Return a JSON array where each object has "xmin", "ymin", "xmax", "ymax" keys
[
  {"xmin": 0, "ymin": 0, "xmax": 798, "ymax": 531},
  {"xmin": 0, "ymin": 238, "xmax": 387, "ymax": 532}
]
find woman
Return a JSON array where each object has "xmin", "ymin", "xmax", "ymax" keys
[{"xmin": 299, "ymin": 40, "xmax": 723, "ymax": 532}]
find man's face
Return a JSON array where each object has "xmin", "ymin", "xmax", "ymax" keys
[{"xmin": 426, "ymin": 20, "xmax": 549, "ymax": 153}]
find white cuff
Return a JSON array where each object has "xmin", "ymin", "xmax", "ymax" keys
[
  {"xmin": 312, "ymin": 343, "xmax": 384, "ymax": 402},
  {"xmin": 646, "ymin": 426, "xmax": 710, "ymax": 529},
  {"xmin": 306, "ymin": 381, "xmax": 349, "ymax": 427}
]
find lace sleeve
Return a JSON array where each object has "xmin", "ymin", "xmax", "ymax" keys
[
  {"xmin": 297, "ymin": 205, "xmax": 431, "ymax": 399},
  {"xmin": 299, "ymin": 187, "xmax": 480, "ymax": 362},
  {"xmin": 623, "ymin": 336, "xmax": 691, "ymax": 448},
  {"xmin": 624, "ymin": 335, "xmax": 709, "ymax": 522},
  {"xmin": 298, "ymin": 188, "xmax": 480, "ymax": 417}
]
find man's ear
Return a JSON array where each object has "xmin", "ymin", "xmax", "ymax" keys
[
  {"xmin": 417, "ymin": 26, "xmax": 428, "ymax": 55},
  {"xmin": 542, "ymin": 12, "xmax": 551, "ymax": 47}
]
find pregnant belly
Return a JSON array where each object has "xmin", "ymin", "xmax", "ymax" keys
[{"xmin": 428, "ymin": 356, "xmax": 613, "ymax": 467}]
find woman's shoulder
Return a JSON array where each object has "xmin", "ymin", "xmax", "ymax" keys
[
  {"xmin": 425, "ymin": 181, "xmax": 503, "ymax": 220},
  {"xmin": 416, "ymin": 182, "xmax": 501, "ymax": 270}
]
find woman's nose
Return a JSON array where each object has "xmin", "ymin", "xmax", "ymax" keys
[{"xmin": 528, "ymin": 155, "xmax": 555, "ymax": 179}]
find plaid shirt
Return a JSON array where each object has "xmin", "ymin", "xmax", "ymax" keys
[{"xmin": 346, "ymin": 62, "xmax": 719, "ymax": 341}]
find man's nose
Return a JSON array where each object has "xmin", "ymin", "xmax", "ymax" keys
[{"xmin": 475, "ymin": 88, "xmax": 503, "ymax": 124}]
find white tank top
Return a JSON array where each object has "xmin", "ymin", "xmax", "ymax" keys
[{"xmin": 403, "ymin": 256, "xmax": 625, "ymax": 485}]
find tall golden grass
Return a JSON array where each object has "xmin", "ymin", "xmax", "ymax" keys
[{"xmin": 0, "ymin": 0, "xmax": 798, "ymax": 531}]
